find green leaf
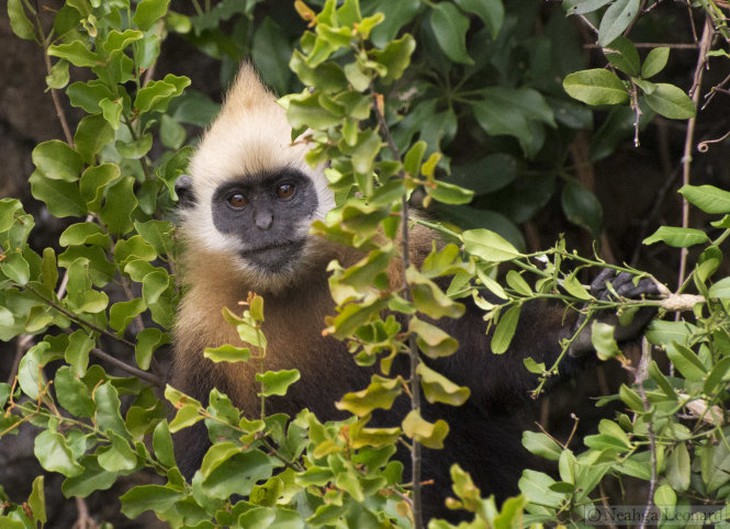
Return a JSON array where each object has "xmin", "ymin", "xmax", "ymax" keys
[
  {"xmin": 407, "ymin": 268, "xmax": 465, "ymax": 320},
  {"xmin": 8, "ymin": 0, "xmax": 36, "ymax": 40},
  {"xmin": 679, "ymin": 184, "xmax": 730, "ymax": 215},
  {"xmin": 54, "ymin": 366, "xmax": 95, "ymax": 417},
  {"xmin": 1, "ymin": 253, "xmax": 30, "ymax": 285},
  {"xmin": 562, "ymin": 180, "xmax": 603, "ymax": 236},
  {"xmin": 134, "ymin": 74, "xmax": 191, "ymax": 113},
  {"xmin": 59, "ymin": 223, "xmax": 111, "ymax": 248},
  {"xmin": 94, "ymin": 381, "xmax": 127, "ymax": 436},
  {"xmin": 135, "ymin": 328, "xmax": 169, "ymax": 370},
  {"xmin": 152, "ymin": 420, "xmax": 176, "ymax": 468},
  {"xmin": 168, "ymin": 403, "xmax": 203, "ymax": 432},
  {"xmin": 491, "ymin": 304, "xmax": 521, "ymax": 354},
  {"xmin": 65, "ymin": 329, "xmax": 94, "ymax": 376},
  {"xmin": 32, "ymin": 140, "xmax": 83, "ymax": 182},
  {"xmin": 709, "ymin": 277, "xmax": 730, "ymax": 300},
  {"xmin": 597, "ymin": 0, "xmax": 639, "ymax": 47},
  {"xmin": 109, "ymin": 298, "xmax": 146, "ymax": 334},
  {"xmin": 426, "ymin": 180, "xmax": 474, "ymax": 205},
  {"xmin": 641, "ymin": 47, "xmax": 670, "ymax": 79},
  {"xmin": 47, "ymin": 41, "xmax": 100, "ymax": 67},
  {"xmin": 79, "ymin": 164, "xmax": 121, "ymax": 211},
  {"xmin": 98, "ymin": 431, "xmax": 138, "ymax": 472},
  {"xmin": 453, "ymin": 0, "xmax": 503, "ymax": 39},
  {"xmin": 28, "ymin": 476, "xmax": 47, "ymax": 524},
  {"xmin": 120, "ymin": 485, "xmax": 182, "ymax": 519},
  {"xmin": 666, "ymin": 443, "xmax": 690, "ymax": 492},
  {"xmin": 133, "ymin": 0, "xmax": 170, "ymax": 30},
  {"xmin": 74, "ymin": 114, "xmax": 114, "ymax": 164},
  {"xmin": 256, "ymin": 369, "xmax": 301, "ymax": 397},
  {"xmin": 591, "ymin": 321, "xmax": 621, "ymax": 361},
  {"xmin": 336, "ymin": 375, "xmax": 402, "ymax": 416},
  {"xmin": 644, "ymin": 83, "xmax": 695, "ymax": 120},
  {"xmin": 429, "ymin": 2, "xmax": 473, "ymax": 65},
  {"xmin": 667, "ymin": 342, "xmax": 707, "ymax": 381},
  {"xmin": 603, "ymin": 36, "xmax": 640, "ymax": 76},
  {"xmin": 654, "ymin": 483, "xmax": 676, "ymax": 508},
  {"xmin": 99, "ymin": 98, "xmax": 123, "ymax": 130},
  {"xmin": 29, "ymin": 171, "xmax": 86, "ymax": 218},
  {"xmin": 371, "ymin": 35, "xmax": 416, "ymax": 84},
  {"xmin": 34, "ymin": 430, "xmax": 84, "ymax": 477},
  {"xmin": 98, "ymin": 177, "xmax": 138, "ymax": 235},
  {"xmin": 522, "ymin": 431, "xmax": 562, "ymax": 461},
  {"xmin": 204, "ymin": 344, "xmax": 252, "ymax": 363},
  {"xmin": 200, "ymin": 446, "xmax": 276, "ymax": 498},
  {"xmin": 643, "ymin": 226, "xmax": 709, "ymax": 248},
  {"xmin": 409, "ymin": 317, "xmax": 459, "ymax": 359},
  {"xmin": 462, "ymin": 228, "xmax": 522, "ymax": 262},
  {"xmin": 370, "ymin": 0, "xmax": 421, "ymax": 47},
  {"xmin": 402, "ymin": 410, "xmax": 449, "ymax": 449},
  {"xmin": 563, "ymin": 69, "xmax": 629, "ymax": 106},
  {"xmin": 417, "ymin": 362, "xmax": 470, "ymax": 406},
  {"xmin": 61, "ymin": 456, "xmax": 117, "ymax": 498}
]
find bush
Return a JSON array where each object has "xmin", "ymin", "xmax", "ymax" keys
[{"xmin": 2, "ymin": 0, "xmax": 730, "ymax": 527}]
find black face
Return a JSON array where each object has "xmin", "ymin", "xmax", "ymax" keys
[{"xmin": 211, "ymin": 169, "xmax": 318, "ymax": 272}]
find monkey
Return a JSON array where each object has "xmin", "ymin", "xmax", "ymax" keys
[{"xmin": 171, "ymin": 64, "xmax": 659, "ymax": 521}]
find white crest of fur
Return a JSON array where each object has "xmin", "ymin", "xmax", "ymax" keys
[{"xmin": 181, "ymin": 64, "xmax": 335, "ymax": 290}]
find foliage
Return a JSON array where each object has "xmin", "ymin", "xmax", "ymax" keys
[{"xmin": 2, "ymin": 0, "xmax": 730, "ymax": 528}]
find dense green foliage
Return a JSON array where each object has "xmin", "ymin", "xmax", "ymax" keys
[{"xmin": 2, "ymin": 0, "xmax": 730, "ymax": 527}]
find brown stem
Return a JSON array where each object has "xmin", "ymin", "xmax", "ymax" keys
[
  {"xmin": 371, "ymin": 88, "xmax": 423, "ymax": 529},
  {"xmin": 678, "ymin": 17, "xmax": 714, "ymax": 289},
  {"xmin": 32, "ymin": 0, "xmax": 74, "ymax": 146},
  {"xmin": 91, "ymin": 348, "xmax": 162, "ymax": 387}
]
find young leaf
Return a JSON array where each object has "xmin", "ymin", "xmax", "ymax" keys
[
  {"xmin": 256, "ymin": 369, "xmax": 301, "ymax": 397},
  {"xmin": 453, "ymin": 0, "xmax": 503, "ymax": 39},
  {"xmin": 563, "ymin": 69, "xmax": 629, "ymax": 106},
  {"xmin": 8, "ymin": 0, "xmax": 36, "ymax": 41},
  {"xmin": 429, "ymin": 2, "xmax": 473, "ymax": 65},
  {"xmin": 591, "ymin": 321, "xmax": 621, "ymax": 361},
  {"xmin": 120, "ymin": 485, "xmax": 182, "ymax": 519},
  {"xmin": 491, "ymin": 304, "xmax": 522, "ymax": 354},
  {"xmin": 644, "ymin": 83, "xmax": 695, "ymax": 120},
  {"xmin": 522, "ymin": 431, "xmax": 562, "ymax": 461},
  {"xmin": 643, "ymin": 226, "xmax": 709, "ymax": 248},
  {"xmin": 597, "ymin": 0, "xmax": 639, "ymax": 47},
  {"xmin": 603, "ymin": 36, "xmax": 640, "ymax": 76},
  {"xmin": 204, "ymin": 344, "xmax": 252, "ymax": 363},
  {"xmin": 462, "ymin": 228, "xmax": 522, "ymax": 262},
  {"xmin": 679, "ymin": 185, "xmax": 730, "ymax": 215},
  {"xmin": 34, "ymin": 430, "xmax": 84, "ymax": 477},
  {"xmin": 402, "ymin": 410, "xmax": 449, "ymax": 449},
  {"xmin": 641, "ymin": 47, "xmax": 670, "ymax": 79},
  {"xmin": 417, "ymin": 362, "xmax": 471, "ymax": 406},
  {"xmin": 133, "ymin": 0, "xmax": 171, "ymax": 31}
]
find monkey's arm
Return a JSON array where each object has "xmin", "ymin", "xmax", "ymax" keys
[{"xmin": 431, "ymin": 270, "xmax": 660, "ymax": 408}]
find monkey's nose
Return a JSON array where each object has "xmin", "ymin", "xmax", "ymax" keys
[{"xmin": 253, "ymin": 209, "xmax": 273, "ymax": 230}]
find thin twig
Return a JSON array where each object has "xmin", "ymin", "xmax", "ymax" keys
[
  {"xmin": 91, "ymin": 348, "xmax": 162, "ymax": 387},
  {"xmin": 32, "ymin": 0, "xmax": 74, "ymax": 146},
  {"xmin": 635, "ymin": 339, "xmax": 657, "ymax": 529},
  {"xmin": 371, "ymin": 87, "xmax": 423, "ymax": 529},
  {"xmin": 677, "ymin": 17, "xmax": 714, "ymax": 289}
]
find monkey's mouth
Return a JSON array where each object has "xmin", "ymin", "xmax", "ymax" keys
[{"xmin": 239, "ymin": 239, "xmax": 306, "ymax": 272}]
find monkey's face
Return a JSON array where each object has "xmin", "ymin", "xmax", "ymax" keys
[
  {"xmin": 178, "ymin": 65, "xmax": 336, "ymax": 293},
  {"xmin": 210, "ymin": 167, "xmax": 319, "ymax": 273}
]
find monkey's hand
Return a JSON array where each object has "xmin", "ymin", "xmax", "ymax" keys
[{"xmin": 568, "ymin": 269, "xmax": 664, "ymax": 357}]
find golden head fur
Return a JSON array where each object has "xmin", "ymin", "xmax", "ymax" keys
[{"xmin": 179, "ymin": 64, "xmax": 336, "ymax": 294}]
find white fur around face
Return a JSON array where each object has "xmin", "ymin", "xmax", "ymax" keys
[{"xmin": 181, "ymin": 64, "xmax": 335, "ymax": 288}]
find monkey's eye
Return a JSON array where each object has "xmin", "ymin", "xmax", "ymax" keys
[
  {"xmin": 227, "ymin": 192, "xmax": 248, "ymax": 209},
  {"xmin": 275, "ymin": 183, "xmax": 296, "ymax": 201}
]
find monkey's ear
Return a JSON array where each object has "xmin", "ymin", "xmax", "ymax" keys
[{"xmin": 174, "ymin": 174, "xmax": 196, "ymax": 208}]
